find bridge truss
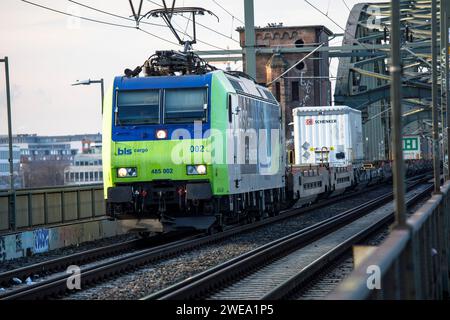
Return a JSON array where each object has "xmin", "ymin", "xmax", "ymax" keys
[
  {"xmin": 335, "ymin": 1, "xmax": 445, "ymax": 160},
  {"xmin": 197, "ymin": 1, "xmax": 447, "ymax": 161}
]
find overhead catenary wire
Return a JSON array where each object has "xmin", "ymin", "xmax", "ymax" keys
[
  {"xmin": 21, "ymin": 0, "xmax": 179, "ymax": 46},
  {"xmin": 341, "ymin": 0, "xmax": 353, "ymax": 13},
  {"xmin": 268, "ymin": 43, "xmax": 326, "ymax": 86},
  {"xmin": 138, "ymin": 27, "xmax": 180, "ymax": 46},
  {"xmin": 67, "ymin": 0, "xmax": 166, "ymax": 27},
  {"xmin": 211, "ymin": 0, "xmax": 244, "ymax": 25},
  {"xmin": 303, "ymin": 0, "xmax": 373, "ymax": 51},
  {"xmin": 21, "ymin": 0, "xmax": 138, "ymax": 30},
  {"xmin": 20, "ymin": 0, "xmax": 224, "ymax": 50},
  {"xmin": 147, "ymin": 0, "xmax": 240, "ymax": 44},
  {"xmin": 325, "ymin": 0, "xmax": 331, "ymax": 16},
  {"xmin": 67, "ymin": 0, "xmax": 227, "ymax": 50},
  {"xmin": 182, "ymin": 12, "xmax": 191, "ymax": 42},
  {"xmin": 341, "ymin": 0, "xmax": 363, "ymax": 28},
  {"xmin": 306, "ymin": 0, "xmax": 432, "ymax": 72}
]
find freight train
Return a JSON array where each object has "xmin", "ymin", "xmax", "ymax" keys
[{"xmin": 102, "ymin": 50, "xmax": 431, "ymax": 234}]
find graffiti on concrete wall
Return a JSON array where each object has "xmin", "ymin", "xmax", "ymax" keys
[
  {"xmin": 1, "ymin": 220, "xmax": 120, "ymax": 262},
  {"xmin": 33, "ymin": 228, "xmax": 49, "ymax": 254},
  {"xmin": 15, "ymin": 234, "xmax": 22, "ymax": 253},
  {"xmin": 0, "ymin": 237, "xmax": 5, "ymax": 261},
  {"xmin": 300, "ymin": 72, "xmax": 313, "ymax": 107},
  {"xmin": 49, "ymin": 225, "xmax": 81, "ymax": 249}
]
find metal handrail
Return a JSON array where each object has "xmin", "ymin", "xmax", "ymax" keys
[
  {"xmin": 327, "ymin": 181, "xmax": 450, "ymax": 300},
  {"xmin": 0, "ymin": 184, "xmax": 103, "ymax": 195},
  {"xmin": 0, "ymin": 184, "xmax": 105, "ymax": 232}
]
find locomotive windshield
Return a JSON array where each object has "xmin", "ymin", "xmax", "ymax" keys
[
  {"xmin": 117, "ymin": 90, "xmax": 160, "ymax": 126},
  {"xmin": 116, "ymin": 87, "xmax": 208, "ymax": 126},
  {"xmin": 164, "ymin": 88, "xmax": 208, "ymax": 124}
]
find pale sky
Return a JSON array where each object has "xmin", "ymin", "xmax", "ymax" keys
[{"xmin": 0, "ymin": 0, "xmax": 385, "ymax": 135}]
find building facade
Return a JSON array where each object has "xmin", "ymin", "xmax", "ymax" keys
[
  {"xmin": 0, "ymin": 145, "xmax": 22, "ymax": 189},
  {"xmin": 238, "ymin": 24, "xmax": 333, "ymax": 148},
  {"xmin": 0, "ymin": 133, "xmax": 102, "ymax": 163},
  {"xmin": 0, "ymin": 134, "xmax": 102, "ymax": 188},
  {"xmin": 64, "ymin": 140, "xmax": 103, "ymax": 186}
]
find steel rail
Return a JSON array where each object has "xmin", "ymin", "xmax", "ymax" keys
[
  {"xmin": 144, "ymin": 180, "xmax": 432, "ymax": 300},
  {"xmin": 0, "ymin": 175, "xmax": 430, "ymax": 300},
  {"xmin": 0, "ymin": 178, "xmax": 397, "ymax": 288},
  {"xmin": 0, "ymin": 231, "xmax": 191, "ymax": 287},
  {"xmin": 263, "ymin": 185, "xmax": 433, "ymax": 300},
  {"xmin": 0, "ymin": 239, "xmax": 141, "ymax": 287}
]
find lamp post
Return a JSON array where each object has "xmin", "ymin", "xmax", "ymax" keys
[
  {"xmin": 244, "ymin": 0, "xmax": 256, "ymax": 80},
  {"xmin": 390, "ymin": 1, "xmax": 407, "ymax": 228},
  {"xmin": 441, "ymin": 0, "xmax": 450, "ymax": 180},
  {"xmin": 432, "ymin": 0, "xmax": 441, "ymax": 193},
  {"xmin": 72, "ymin": 79, "xmax": 104, "ymax": 113},
  {"xmin": 1, "ymin": 56, "xmax": 16, "ymax": 230}
]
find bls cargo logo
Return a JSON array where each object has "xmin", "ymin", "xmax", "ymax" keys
[
  {"xmin": 117, "ymin": 147, "xmax": 149, "ymax": 156},
  {"xmin": 118, "ymin": 148, "xmax": 132, "ymax": 155},
  {"xmin": 305, "ymin": 119, "xmax": 314, "ymax": 126}
]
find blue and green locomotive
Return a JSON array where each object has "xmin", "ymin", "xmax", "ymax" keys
[{"xmin": 102, "ymin": 54, "xmax": 285, "ymax": 233}]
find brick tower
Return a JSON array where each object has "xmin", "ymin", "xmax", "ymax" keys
[{"xmin": 238, "ymin": 24, "xmax": 333, "ymax": 147}]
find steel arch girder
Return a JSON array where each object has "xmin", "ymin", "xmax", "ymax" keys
[
  {"xmin": 334, "ymin": 84, "xmax": 431, "ymax": 110},
  {"xmin": 404, "ymin": 110, "xmax": 431, "ymax": 126}
]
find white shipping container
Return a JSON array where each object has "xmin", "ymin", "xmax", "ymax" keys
[{"xmin": 293, "ymin": 106, "xmax": 364, "ymax": 166}]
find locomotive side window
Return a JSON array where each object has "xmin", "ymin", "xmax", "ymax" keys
[
  {"xmin": 164, "ymin": 88, "xmax": 208, "ymax": 124},
  {"xmin": 116, "ymin": 90, "xmax": 160, "ymax": 126}
]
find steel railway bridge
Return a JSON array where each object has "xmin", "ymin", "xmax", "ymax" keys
[
  {"xmin": 198, "ymin": 0, "xmax": 444, "ymax": 161},
  {"xmin": 335, "ymin": 1, "xmax": 438, "ymax": 160},
  {"xmin": 2, "ymin": 0, "xmax": 450, "ymax": 301}
]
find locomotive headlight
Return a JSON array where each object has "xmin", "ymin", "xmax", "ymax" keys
[
  {"xmin": 186, "ymin": 165, "xmax": 207, "ymax": 176},
  {"xmin": 117, "ymin": 168, "xmax": 128, "ymax": 178},
  {"xmin": 156, "ymin": 129, "xmax": 168, "ymax": 140},
  {"xmin": 117, "ymin": 167, "xmax": 137, "ymax": 178},
  {"xmin": 196, "ymin": 165, "xmax": 207, "ymax": 175}
]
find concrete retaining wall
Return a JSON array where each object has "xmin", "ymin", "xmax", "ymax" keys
[{"xmin": 0, "ymin": 219, "xmax": 124, "ymax": 262}]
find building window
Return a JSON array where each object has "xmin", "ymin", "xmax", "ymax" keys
[
  {"xmin": 296, "ymin": 61, "xmax": 305, "ymax": 71},
  {"xmin": 275, "ymin": 82, "xmax": 281, "ymax": 102},
  {"xmin": 295, "ymin": 39, "xmax": 304, "ymax": 48},
  {"xmin": 90, "ymin": 172, "xmax": 94, "ymax": 181},
  {"xmin": 292, "ymin": 81, "xmax": 299, "ymax": 101},
  {"xmin": 75, "ymin": 172, "xmax": 79, "ymax": 181}
]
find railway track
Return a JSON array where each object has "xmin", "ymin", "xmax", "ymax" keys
[
  {"xmin": 0, "ymin": 175, "xmax": 430, "ymax": 300},
  {"xmin": 0, "ymin": 238, "xmax": 143, "ymax": 288},
  {"xmin": 143, "ymin": 182, "xmax": 432, "ymax": 300},
  {"xmin": 0, "ymin": 230, "xmax": 203, "ymax": 289}
]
